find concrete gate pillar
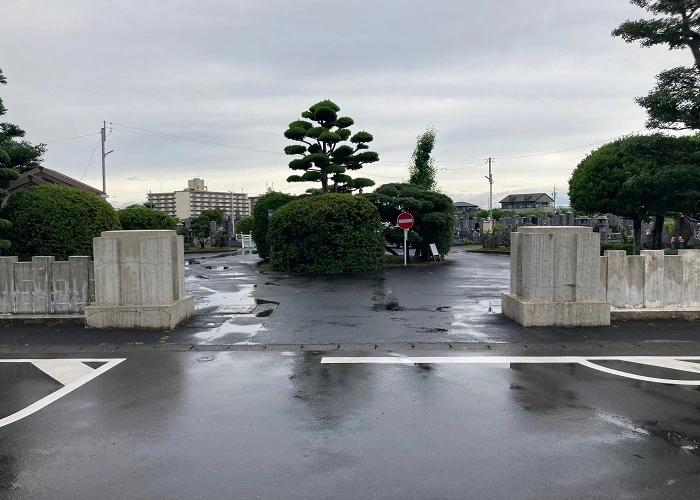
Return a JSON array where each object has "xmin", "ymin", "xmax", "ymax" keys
[
  {"xmin": 501, "ymin": 226, "xmax": 610, "ymax": 327},
  {"xmin": 85, "ymin": 230, "xmax": 194, "ymax": 329}
]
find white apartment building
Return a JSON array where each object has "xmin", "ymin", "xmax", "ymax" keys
[{"xmin": 147, "ymin": 178, "xmax": 250, "ymax": 220}]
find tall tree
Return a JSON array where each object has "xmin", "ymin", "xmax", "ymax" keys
[
  {"xmin": 612, "ymin": 1, "xmax": 700, "ymax": 130},
  {"xmin": 284, "ymin": 100, "xmax": 379, "ymax": 193},
  {"xmin": 568, "ymin": 134, "xmax": 700, "ymax": 251},
  {"xmin": 0, "ymin": 68, "xmax": 46, "ymax": 173},
  {"xmin": 408, "ymin": 127, "xmax": 437, "ymax": 190}
]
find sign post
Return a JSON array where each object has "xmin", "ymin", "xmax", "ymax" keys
[{"xmin": 397, "ymin": 212, "xmax": 414, "ymax": 267}]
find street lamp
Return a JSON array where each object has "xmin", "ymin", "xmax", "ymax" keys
[{"xmin": 227, "ymin": 190, "xmax": 236, "ymax": 237}]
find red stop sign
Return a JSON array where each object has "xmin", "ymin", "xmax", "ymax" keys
[{"xmin": 397, "ymin": 212, "xmax": 414, "ymax": 230}]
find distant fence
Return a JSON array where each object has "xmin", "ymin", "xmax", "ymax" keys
[
  {"xmin": 601, "ymin": 250, "xmax": 700, "ymax": 309},
  {"xmin": 0, "ymin": 256, "xmax": 94, "ymax": 314},
  {"xmin": 236, "ymin": 233, "xmax": 254, "ymax": 248}
]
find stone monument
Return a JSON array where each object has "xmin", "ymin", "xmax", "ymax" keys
[
  {"xmin": 502, "ymin": 226, "xmax": 610, "ymax": 326},
  {"xmin": 85, "ymin": 230, "xmax": 194, "ymax": 329}
]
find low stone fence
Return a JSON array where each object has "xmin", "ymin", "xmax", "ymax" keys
[
  {"xmin": 600, "ymin": 249, "xmax": 700, "ymax": 317},
  {"xmin": 0, "ymin": 256, "xmax": 94, "ymax": 315}
]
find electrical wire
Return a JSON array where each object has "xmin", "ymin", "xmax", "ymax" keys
[
  {"xmin": 493, "ymin": 131, "xmax": 645, "ymax": 160},
  {"xmin": 110, "ymin": 123, "xmax": 286, "ymax": 155},
  {"xmin": 79, "ymin": 138, "xmax": 101, "ymax": 181},
  {"xmin": 45, "ymin": 132, "xmax": 100, "ymax": 143},
  {"xmin": 440, "ymin": 160, "xmax": 487, "ymax": 171}
]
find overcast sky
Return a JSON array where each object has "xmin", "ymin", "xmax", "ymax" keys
[{"xmin": 1, "ymin": 0, "xmax": 690, "ymax": 209}]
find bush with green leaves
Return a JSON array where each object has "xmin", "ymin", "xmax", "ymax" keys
[
  {"xmin": 251, "ymin": 192, "xmax": 297, "ymax": 260},
  {"xmin": 364, "ymin": 183, "xmax": 455, "ymax": 260},
  {"xmin": 235, "ymin": 216, "xmax": 254, "ymax": 234},
  {"xmin": 117, "ymin": 205, "xmax": 177, "ymax": 231},
  {"xmin": 1, "ymin": 184, "xmax": 121, "ymax": 259},
  {"xmin": 267, "ymin": 194, "xmax": 384, "ymax": 273}
]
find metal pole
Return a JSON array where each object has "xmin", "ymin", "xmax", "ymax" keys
[
  {"xmin": 488, "ymin": 157, "xmax": 493, "ymax": 221},
  {"xmin": 404, "ymin": 229, "xmax": 408, "ymax": 266},
  {"xmin": 101, "ymin": 121, "xmax": 106, "ymax": 195}
]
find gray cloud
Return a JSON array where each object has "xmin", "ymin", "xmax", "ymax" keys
[{"xmin": 1, "ymin": 0, "xmax": 691, "ymax": 208}]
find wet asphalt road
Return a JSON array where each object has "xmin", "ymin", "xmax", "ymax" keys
[{"xmin": 2, "ymin": 351, "xmax": 700, "ymax": 499}]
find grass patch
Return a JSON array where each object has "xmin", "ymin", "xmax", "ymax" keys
[{"xmin": 464, "ymin": 244, "xmax": 511, "ymax": 254}]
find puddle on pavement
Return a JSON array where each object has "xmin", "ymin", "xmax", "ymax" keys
[
  {"xmin": 195, "ymin": 283, "xmax": 257, "ymax": 311},
  {"xmin": 204, "ymin": 265, "xmax": 230, "ymax": 270},
  {"xmin": 193, "ymin": 314, "xmax": 268, "ymax": 344}
]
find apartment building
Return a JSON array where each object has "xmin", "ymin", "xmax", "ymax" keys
[{"xmin": 147, "ymin": 178, "xmax": 250, "ymax": 220}]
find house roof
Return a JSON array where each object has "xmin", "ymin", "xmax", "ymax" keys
[
  {"xmin": 499, "ymin": 193, "xmax": 554, "ymax": 204},
  {"xmin": 8, "ymin": 167, "xmax": 104, "ymax": 196},
  {"xmin": 454, "ymin": 201, "xmax": 479, "ymax": 208}
]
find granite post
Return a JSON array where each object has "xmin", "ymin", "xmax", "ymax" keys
[{"xmin": 502, "ymin": 226, "xmax": 610, "ymax": 327}]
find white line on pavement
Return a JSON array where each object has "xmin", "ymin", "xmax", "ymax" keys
[
  {"xmin": 0, "ymin": 358, "xmax": 126, "ymax": 428},
  {"xmin": 320, "ymin": 356, "xmax": 700, "ymax": 385}
]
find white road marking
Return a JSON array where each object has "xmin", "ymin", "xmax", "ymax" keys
[
  {"xmin": 320, "ymin": 356, "xmax": 700, "ymax": 386},
  {"xmin": 0, "ymin": 358, "xmax": 126, "ymax": 428},
  {"xmin": 32, "ymin": 360, "xmax": 97, "ymax": 385}
]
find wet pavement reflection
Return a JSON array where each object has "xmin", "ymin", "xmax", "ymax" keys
[{"xmin": 1, "ymin": 351, "xmax": 700, "ymax": 499}]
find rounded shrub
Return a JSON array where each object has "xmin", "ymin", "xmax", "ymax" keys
[
  {"xmin": 1, "ymin": 184, "xmax": 122, "ymax": 259},
  {"xmin": 267, "ymin": 193, "xmax": 385, "ymax": 273},
  {"xmin": 251, "ymin": 192, "xmax": 297, "ymax": 260},
  {"xmin": 118, "ymin": 205, "xmax": 177, "ymax": 230},
  {"xmin": 235, "ymin": 216, "xmax": 254, "ymax": 235}
]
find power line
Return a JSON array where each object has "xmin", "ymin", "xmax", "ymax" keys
[
  {"xmin": 493, "ymin": 131, "xmax": 645, "ymax": 160},
  {"xmin": 110, "ymin": 123, "xmax": 286, "ymax": 155},
  {"xmin": 440, "ymin": 160, "xmax": 487, "ymax": 171},
  {"xmin": 79, "ymin": 138, "xmax": 102, "ymax": 181},
  {"xmin": 45, "ymin": 132, "xmax": 100, "ymax": 143}
]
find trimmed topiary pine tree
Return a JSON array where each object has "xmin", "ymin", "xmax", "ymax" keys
[{"xmin": 284, "ymin": 100, "xmax": 379, "ymax": 194}]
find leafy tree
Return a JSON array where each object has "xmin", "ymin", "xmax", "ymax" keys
[
  {"xmin": 0, "ymin": 68, "xmax": 46, "ymax": 173},
  {"xmin": 1, "ymin": 184, "xmax": 121, "ymax": 260},
  {"xmin": 568, "ymin": 134, "xmax": 700, "ymax": 251},
  {"xmin": 251, "ymin": 192, "xmax": 297, "ymax": 259},
  {"xmin": 118, "ymin": 205, "xmax": 177, "ymax": 231},
  {"xmin": 476, "ymin": 208, "xmax": 504, "ymax": 220},
  {"xmin": 188, "ymin": 210, "xmax": 223, "ymax": 248},
  {"xmin": 199, "ymin": 209, "xmax": 223, "ymax": 223},
  {"xmin": 408, "ymin": 127, "xmax": 437, "ymax": 190},
  {"xmin": 364, "ymin": 183, "xmax": 455, "ymax": 261},
  {"xmin": 235, "ymin": 216, "xmax": 254, "ymax": 234},
  {"xmin": 612, "ymin": 1, "xmax": 700, "ymax": 130},
  {"xmin": 284, "ymin": 100, "xmax": 379, "ymax": 193},
  {"xmin": 267, "ymin": 194, "xmax": 384, "ymax": 273}
]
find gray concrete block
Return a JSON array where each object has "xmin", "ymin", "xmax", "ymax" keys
[
  {"xmin": 140, "ymin": 236, "xmax": 174, "ymax": 304},
  {"xmin": 605, "ymin": 250, "xmax": 627, "ymax": 308},
  {"xmin": 94, "ymin": 237, "xmax": 120, "ymax": 305},
  {"xmin": 32, "ymin": 257, "xmax": 54, "ymax": 314},
  {"xmin": 552, "ymin": 231, "xmax": 576, "ymax": 302},
  {"xmin": 88, "ymin": 260, "xmax": 95, "ymax": 303},
  {"xmin": 680, "ymin": 250, "xmax": 700, "ymax": 307},
  {"xmin": 69, "ymin": 256, "xmax": 91, "ymax": 313},
  {"xmin": 51, "ymin": 261, "xmax": 71, "ymax": 314},
  {"xmin": 502, "ymin": 293, "xmax": 610, "ymax": 327},
  {"xmin": 0, "ymin": 257, "xmax": 18, "ymax": 313},
  {"xmin": 663, "ymin": 255, "xmax": 683, "ymax": 307},
  {"xmin": 626, "ymin": 255, "xmax": 645, "ymax": 308},
  {"xmin": 641, "ymin": 250, "xmax": 664, "ymax": 308},
  {"xmin": 574, "ymin": 232, "xmax": 600, "ymax": 301},
  {"xmin": 13, "ymin": 262, "xmax": 33, "ymax": 314},
  {"xmin": 599, "ymin": 256, "xmax": 607, "ymax": 302},
  {"xmin": 520, "ymin": 232, "xmax": 554, "ymax": 301}
]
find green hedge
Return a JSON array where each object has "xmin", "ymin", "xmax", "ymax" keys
[
  {"xmin": 251, "ymin": 192, "xmax": 297, "ymax": 260},
  {"xmin": 600, "ymin": 242, "xmax": 634, "ymax": 255},
  {"xmin": 235, "ymin": 216, "xmax": 254, "ymax": 235},
  {"xmin": 1, "ymin": 184, "xmax": 121, "ymax": 259},
  {"xmin": 267, "ymin": 193, "xmax": 385, "ymax": 273},
  {"xmin": 118, "ymin": 205, "xmax": 177, "ymax": 230}
]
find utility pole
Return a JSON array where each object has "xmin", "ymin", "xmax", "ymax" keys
[
  {"xmin": 484, "ymin": 157, "xmax": 494, "ymax": 221},
  {"xmin": 100, "ymin": 121, "xmax": 114, "ymax": 198},
  {"xmin": 552, "ymin": 185, "xmax": 557, "ymax": 211},
  {"xmin": 101, "ymin": 121, "xmax": 106, "ymax": 195}
]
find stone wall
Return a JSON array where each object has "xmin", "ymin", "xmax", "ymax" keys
[
  {"xmin": 601, "ymin": 250, "xmax": 700, "ymax": 314},
  {"xmin": 0, "ymin": 256, "xmax": 94, "ymax": 315}
]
